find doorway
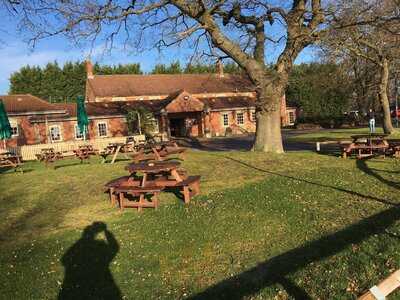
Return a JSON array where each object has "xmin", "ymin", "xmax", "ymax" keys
[{"xmin": 169, "ymin": 118, "xmax": 185, "ymax": 137}]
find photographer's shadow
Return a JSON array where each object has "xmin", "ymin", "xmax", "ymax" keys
[{"xmin": 58, "ymin": 222, "xmax": 122, "ymax": 300}]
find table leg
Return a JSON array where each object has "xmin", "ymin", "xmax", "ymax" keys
[
  {"xmin": 111, "ymin": 146, "xmax": 121, "ymax": 164},
  {"xmin": 141, "ymin": 173, "xmax": 148, "ymax": 187},
  {"xmin": 171, "ymin": 168, "xmax": 183, "ymax": 182}
]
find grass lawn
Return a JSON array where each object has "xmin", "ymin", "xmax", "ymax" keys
[
  {"xmin": 1, "ymin": 146, "xmax": 400, "ymax": 299},
  {"xmin": 286, "ymin": 127, "xmax": 400, "ymax": 142}
]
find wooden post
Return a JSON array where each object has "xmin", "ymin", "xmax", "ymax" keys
[{"xmin": 359, "ymin": 270, "xmax": 400, "ymax": 300}]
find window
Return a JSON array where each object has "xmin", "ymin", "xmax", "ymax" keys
[
  {"xmin": 97, "ymin": 122, "xmax": 108, "ymax": 137},
  {"xmin": 222, "ymin": 113, "xmax": 229, "ymax": 127},
  {"xmin": 236, "ymin": 112, "xmax": 244, "ymax": 125},
  {"xmin": 251, "ymin": 111, "xmax": 256, "ymax": 122},
  {"xmin": 288, "ymin": 111, "xmax": 295, "ymax": 124},
  {"xmin": 49, "ymin": 125, "xmax": 62, "ymax": 142},
  {"xmin": 10, "ymin": 123, "xmax": 18, "ymax": 137},
  {"xmin": 75, "ymin": 124, "xmax": 84, "ymax": 140}
]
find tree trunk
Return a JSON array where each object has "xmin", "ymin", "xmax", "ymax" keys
[
  {"xmin": 378, "ymin": 58, "xmax": 394, "ymax": 134},
  {"xmin": 253, "ymin": 82, "xmax": 284, "ymax": 153}
]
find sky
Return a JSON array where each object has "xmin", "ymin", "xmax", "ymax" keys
[{"xmin": 0, "ymin": 7, "xmax": 318, "ymax": 95}]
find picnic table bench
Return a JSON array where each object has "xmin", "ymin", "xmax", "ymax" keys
[
  {"xmin": 342, "ymin": 134, "xmax": 389, "ymax": 159},
  {"xmin": 0, "ymin": 151, "xmax": 23, "ymax": 172}
]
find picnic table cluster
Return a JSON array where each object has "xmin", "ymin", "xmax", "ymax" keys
[
  {"xmin": 36, "ymin": 145, "xmax": 98, "ymax": 167},
  {"xmin": 105, "ymin": 142, "xmax": 200, "ymax": 212},
  {"xmin": 341, "ymin": 134, "xmax": 400, "ymax": 159}
]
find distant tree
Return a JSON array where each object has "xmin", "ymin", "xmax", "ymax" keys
[
  {"xmin": 287, "ymin": 63, "xmax": 352, "ymax": 126},
  {"xmin": 152, "ymin": 61, "xmax": 182, "ymax": 74},
  {"xmin": 9, "ymin": 61, "xmax": 142, "ymax": 101}
]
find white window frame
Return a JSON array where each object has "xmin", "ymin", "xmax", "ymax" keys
[
  {"xmin": 49, "ymin": 125, "xmax": 62, "ymax": 142},
  {"xmin": 74, "ymin": 124, "xmax": 84, "ymax": 140},
  {"xmin": 222, "ymin": 113, "xmax": 229, "ymax": 127},
  {"xmin": 10, "ymin": 122, "xmax": 19, "ymax": 137},
  {"xmin": 236, "ymin": 112, "xmax": 244, "ymax": 125},
  {"xmin": 97, "ymin": 122, "xmax": 108, "ymax": 137}
]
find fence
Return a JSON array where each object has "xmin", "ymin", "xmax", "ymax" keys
[{"xmin": 8, "ymin": 135, "xmax": 145, "ymax": 161}]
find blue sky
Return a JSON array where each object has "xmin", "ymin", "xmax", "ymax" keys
[{"xmin": 0, "ymin": 8, "xmax": 318, "ymax": 95}]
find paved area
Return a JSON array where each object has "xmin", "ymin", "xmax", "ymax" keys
[{"xmin": 174, "ymin": 130, "xmax": 340, "ymax": 153}]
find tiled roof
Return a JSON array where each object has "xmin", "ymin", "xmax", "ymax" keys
[
  {"xmin": 0, "ymin": 94, "xmax": 64, "ymax": 114},
  {"xmin": 87, "ymin": 73, "xmax": 254, "ymax": 98},
  {"xmin": 202, "ymin": 96, "xmax": 255, "ymax": 110}
]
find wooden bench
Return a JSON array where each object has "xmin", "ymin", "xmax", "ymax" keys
[
  {"xmin": 0, "ymin": 152, "xmax": 23, "ymax": 173},
  {"xmin": 174, "ymin": 175, "xmax": 201, "ymax": 204},
  {"xmin": 354, "ymin": 144, "xmax": 388, "ymax": 159},
  {"xmin": 114, "ymin": 186, "xmax": 163, "ymax": 212}
]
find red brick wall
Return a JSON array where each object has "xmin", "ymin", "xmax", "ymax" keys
[
  {"xmin": 207, "ymin": 110, "xmax": 256, "ymax": 136},
  {"xmin": 4, "ymin": 116, "xmax": 128, "ymax": 147}
]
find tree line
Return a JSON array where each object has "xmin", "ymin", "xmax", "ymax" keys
[{"xmin": 9, "ymin": 60, "xmax": 242, "ymax": 102}]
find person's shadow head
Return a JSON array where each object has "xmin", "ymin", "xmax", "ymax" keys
[{"xmin": 58, "ymin": 222, "xmax": 122, "ymax": 300}]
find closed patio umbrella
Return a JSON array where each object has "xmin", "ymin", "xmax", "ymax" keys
[
  {"xmin": 0, "ymin": 99, "xmax": 12, "ymax": 149},
  {"xmin": 76, "ymin": 96, "xmax": 89, "ymax": 141}
]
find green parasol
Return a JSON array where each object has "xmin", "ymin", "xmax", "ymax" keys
[
  {"xmin": 0, "ymin": 99, "xmax": 12, "ymax": 148},
  {"xmin": 76, "ymin": 95, "xmax": 89, "ymax": 140}
]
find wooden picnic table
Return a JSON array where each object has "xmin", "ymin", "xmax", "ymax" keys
[
  {"xmin": 99, "ymin": 143, "xmax": 127, "ymax": 164},
  {"xmin": 126, "ymin": 161, "xmax": 183, "ymax": 187},
  {"xmin": 73, "ymin": 145, "xmax": 98, "ymax": 163},
  {"xmin": 131, "ymin": 141, "xmax": 186, "ymax": 163},
  {"xmin": 0, "ymin": 151, "xmax": 23, "ymax": 172},
  {"xmin": 105, "ymin": 160, "xmax": 200, "ymax": 211},
  {"xmin": 388, "ymin": 139, "xmax": 400, "ymax": 158},
  {"xmin": 36, "ymin": 148, "xmax": 64, "ymax": 167},
  {"xmin": 342, "ymin": 134, "xmax": 390, "ymax": 159}
]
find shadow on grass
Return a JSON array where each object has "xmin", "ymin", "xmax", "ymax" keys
[
  {"xmin": 58, "ymin": 222, "xmax": 122, "ymax": 300},
  {"xmin": 224, "ymin": 156, "xmax": 397, "ymax": 206},
  {"xmin": 186, "ymin": 157, "xmax": 400, "ymax": 299},
  {"xmin": 356, "ymin": 159, "xmax": 400, "ymax": 191}
]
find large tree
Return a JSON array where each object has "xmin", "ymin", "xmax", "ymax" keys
[{"xmin": 5, "ymin": 1, "xmax": 399, "ymax": 151}]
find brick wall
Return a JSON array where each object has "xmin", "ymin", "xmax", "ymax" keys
[
  {"xmin": 4, "ymin": 116, "xmax": 128, "ymax": 147},
  {"xmin": 208, "ymin": 109, "xmax": 256, "ymax": 137}
]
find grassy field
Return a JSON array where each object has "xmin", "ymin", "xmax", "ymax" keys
[
  {"xmin": 1, "ymin": 147, "xmax": 400, "ymax": 299},
  {"xmin": 286, "ymin": 127, "xmax": 400, "ymax": 142}
]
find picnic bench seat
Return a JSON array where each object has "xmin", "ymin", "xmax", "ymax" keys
[
  {"xmin": 173, "ymin": 175, "xmax": 201, "ymax": 204},
  {"xmin": 114, "ymin": 185, "xmax": 163, "ymax": 212}
]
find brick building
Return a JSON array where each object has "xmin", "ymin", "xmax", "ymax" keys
[{"xmin": 2, "ymin": 61, "xmax": 297, "ymax": 147}]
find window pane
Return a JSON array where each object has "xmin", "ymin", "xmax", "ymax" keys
[
  {"xmin": 251, "ymin": 112, "xmax": 256, "ymax": 121},
  {"xmin": 11, "ymin": 126, "xmax": 18, "ymax": 136},
  {"xmin": 75, "ymin": 125, "xmax": 84, "ymax": 139},
  {"xmin": 98, "ymin": 123, "xmax": 107, "ymax": 136},
  {"xmin": 50, "ymin": 126, "xmax": 61, "ymax": 141},
  {"xmin": 222, "ymin": 114, "xmax": 229, "ymax": 127},
  {"xmin": 237, "ymin": 112, "xmax": 244, "ymax": 125}
]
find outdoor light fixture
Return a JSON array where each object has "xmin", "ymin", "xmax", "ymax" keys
[{"xmin": 204, "ymin": 105, "xmax": 211, "ymax": 114}]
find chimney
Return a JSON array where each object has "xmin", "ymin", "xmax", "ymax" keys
[
  {"xmin": 86, "ymin": 60, "xmax": 94, "ymax": 79},
  {"xmin": 216, "ymin": 60, "xmax": 224, "ymax": 78}
]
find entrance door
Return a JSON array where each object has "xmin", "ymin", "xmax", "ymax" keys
[{"xmin": 169, "ymin": 118, "xmax": 185, "ymax": 137}]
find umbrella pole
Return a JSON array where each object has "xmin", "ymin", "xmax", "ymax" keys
[{"xmin": 3, "ymin": 139, "xmax": 6, "ymax": 150}]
